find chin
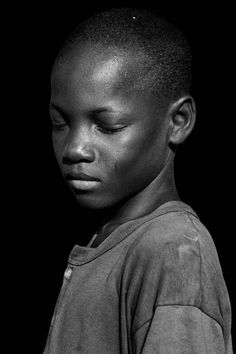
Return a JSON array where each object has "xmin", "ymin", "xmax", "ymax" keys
[
  {"xmin": 73, "ymin": 193, "xmax": 116, "ymax": 211},
  {"xmin": 73, "ymin": 190, "xmax": 130, "ymax": 214}
]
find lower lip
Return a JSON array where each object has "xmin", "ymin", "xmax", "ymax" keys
[{"xmin": 68, "ymin": 179, "xmax": 101, "ymax": 191}]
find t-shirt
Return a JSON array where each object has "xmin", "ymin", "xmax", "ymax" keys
[{"xmin": 43, "ymin": 201, "xmax": 233, "ymax": 353}]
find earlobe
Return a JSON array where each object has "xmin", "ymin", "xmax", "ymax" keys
[{"xmin": 168, "ymin": 95, "xmax": 196, "ymax": 145}]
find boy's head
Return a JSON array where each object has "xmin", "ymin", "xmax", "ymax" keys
[
  {"xmin": 50, "ymin": 8, "xmax": 196, "ymax": 210},
  {"xmin": 54, "ymin": 8, "xmax": 192, "ymax": 108}
]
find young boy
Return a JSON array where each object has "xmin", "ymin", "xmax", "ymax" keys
[{"xmin": 44, "ymin": 8, "xmax": 232, "ymax": 353}]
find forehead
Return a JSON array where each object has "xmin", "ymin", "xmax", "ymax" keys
[
  {"xmin": 50, "ymin": 42, "xmax": 164, "ymax": 120},
  {"xmin": 52, "ymin": 42, "xmax": 147, "ymax": 97}
]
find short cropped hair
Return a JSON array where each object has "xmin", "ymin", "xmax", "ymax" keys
[{"xmin": 55, "ymin": 8, "xmax": 192, "ymax": 107}]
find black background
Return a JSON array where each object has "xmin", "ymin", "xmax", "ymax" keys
[{"xmin": 9, "ymin": 2, "xmax": 234, "ymax": 352}]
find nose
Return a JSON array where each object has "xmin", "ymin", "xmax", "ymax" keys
[{"xmin": 62, "ymin": 129, "xmax": 95, "ymax": 164}]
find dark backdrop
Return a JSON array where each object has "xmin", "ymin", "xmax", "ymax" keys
[{"xmin": 11, "ymin": 2, "xmax": 234, "ymax": 352}]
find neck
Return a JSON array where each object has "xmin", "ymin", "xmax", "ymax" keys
[{"xmin": 87, "ymin": 152, "xmax": 179, "ymax": 247}]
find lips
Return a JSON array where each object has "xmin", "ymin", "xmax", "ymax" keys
[
  {"xmin": 65, "ymin": 172, "xmax": 101, "ymax": 191},
  {"xmin": 65, "ymin": 172, "xmax": 100, "ymax": 182}
]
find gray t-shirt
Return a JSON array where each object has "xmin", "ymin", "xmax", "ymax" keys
[{"xmin": 44, "ymin": 201, "xmax": 233, "ymax": 353}]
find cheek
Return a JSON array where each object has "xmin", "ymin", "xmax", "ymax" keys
[{"xmin": 112, "ymin": 127, "xmax": 164, "ymax": 178}]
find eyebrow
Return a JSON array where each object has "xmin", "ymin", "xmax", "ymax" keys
[{"xmin": 49, "ymin": 102, "xmax": 122, "ymax": 116}]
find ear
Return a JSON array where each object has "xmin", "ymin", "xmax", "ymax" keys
[{"xmin": 167, "ymin": 95, "xmax": 196, "ymax": 145}]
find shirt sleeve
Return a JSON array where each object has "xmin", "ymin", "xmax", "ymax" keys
[{"xmin": 133, "ymin": 305, "xmax": 227, "ymax": 354}]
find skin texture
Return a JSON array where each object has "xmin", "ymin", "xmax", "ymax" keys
[{"xmin": 50, "ymin": 42, "xmax": 196, "ymax": 246}]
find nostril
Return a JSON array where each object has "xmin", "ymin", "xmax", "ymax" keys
[{"xmin": 62, "ymin": 155, "xmax": 93, "ymax": 165}]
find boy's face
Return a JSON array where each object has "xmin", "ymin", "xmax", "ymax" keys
[{"xmin": 50, "ymin": 43, "xmax": 170, "ymax": 210}]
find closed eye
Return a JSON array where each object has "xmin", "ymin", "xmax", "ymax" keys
[
  {"xmin": 96, "ymin": 125, "xmax": 126, "ymax": 134},
  {"xmin": 50, "ymin": 106, "xmax": 70, "ymax": 132},
  {"xmin": 52, "ymin": 122, "xmax": 69, "ymax": 131}
]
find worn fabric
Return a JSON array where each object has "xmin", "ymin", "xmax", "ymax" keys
[{"xmin": 44, "ymin": 201, "xmax": 233, "ymax": 353}]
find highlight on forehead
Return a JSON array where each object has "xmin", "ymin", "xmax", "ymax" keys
[
  {"xmin": 93, "ymin": 57, "xmax": 121, "ymax": 83},
  {"xmin": 53, "ymin": 42, "xmax": 154, "ymax": 94}
]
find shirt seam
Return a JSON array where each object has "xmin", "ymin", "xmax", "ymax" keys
[
  {"xmin": 186, "ymin": 214, "xmax": 221, "ymax": 291},
  {"xmin": 132, "ymin": 304, "xmax": 224, "ymax": 336},
  {"xmin": 185, "ymin": 213, "xmax": 204, "ymax": 309}
]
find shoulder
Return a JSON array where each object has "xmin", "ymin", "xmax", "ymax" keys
[
  {"xmin": 125, "ymin": 209, "xmax": 224, "ymax": 292},
  {"xmin": 126, "ymin": 209, "xmax": 201, "ymax": 264},
  {"xmin": 127, "ymin": 208, "xmax": 220, "ymax": 269},
  {"xmin": 122, "ymin": 209, "xmax": 231, "ymax": 328},
  {"xmin": 123, "ymin": 210, "xmax": 202, "ymax": 304}
]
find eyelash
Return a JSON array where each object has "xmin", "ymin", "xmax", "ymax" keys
[
  {"xmin": 52, "ymin": 122, "xmax": 125, "ymax": 135},
  {"xmin": 52, "ymin": 123, "xmax": 68, "ymax": 132},
  {"xmin": 97, "ymin": 126, "xmax": 125, "ymax": 134}
]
